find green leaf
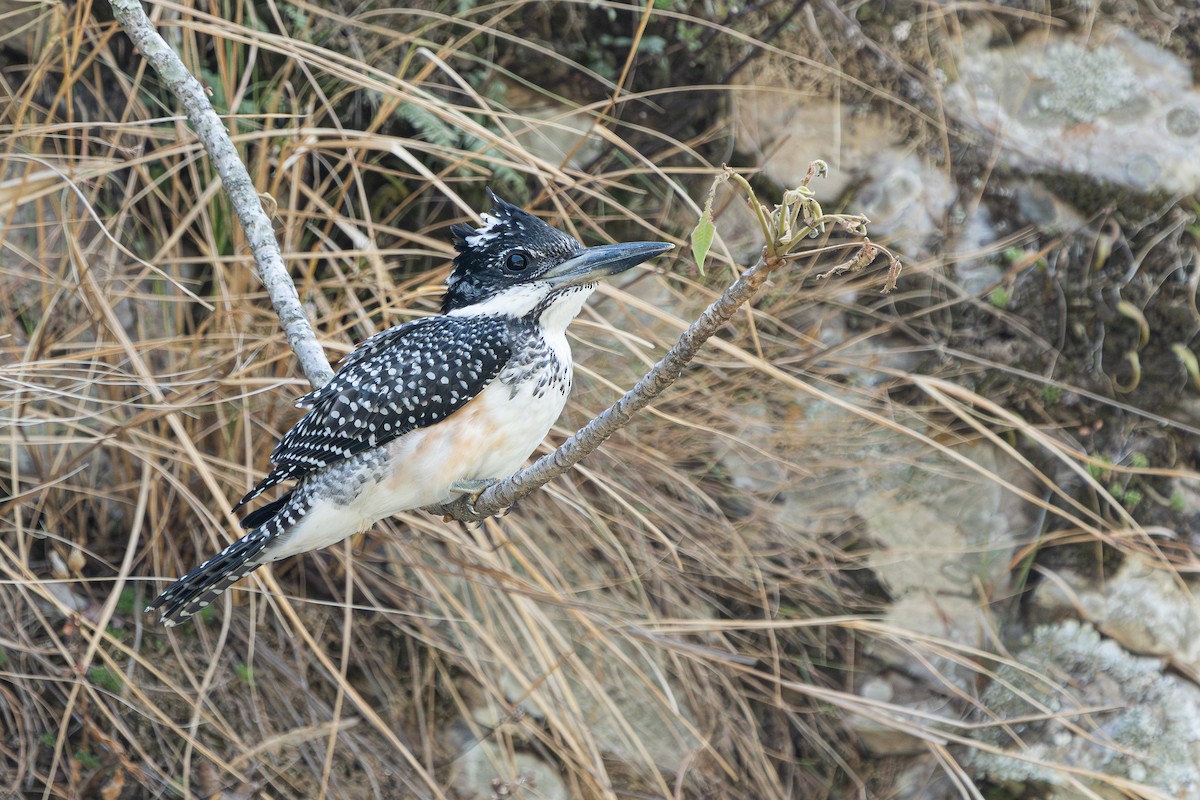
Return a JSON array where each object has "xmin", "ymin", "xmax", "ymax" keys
[
  {"xmin": 690, "ymin": 172, "xmax": 730, "ymax": 276},
  {"xmin": 690, "ymin": 215, "xmax": 715, "ymax": 276}
]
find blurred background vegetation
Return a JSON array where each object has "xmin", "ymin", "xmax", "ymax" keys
[{"xmin": 4, "ymin": 1, "xmax": 1200, "ymax": 798}]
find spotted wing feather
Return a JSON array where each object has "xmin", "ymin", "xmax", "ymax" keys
[{"xmin": 233, "ymin": 316, "xmax": 512, "ymax": 512}]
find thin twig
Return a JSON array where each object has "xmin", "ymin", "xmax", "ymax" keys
[
  {"xmin": 107, "ymin": 0, "xmax": 335, "ymax": 388},
  {"xmin": 427, "ymin": 252, "xmax": 785, "ymax": 522}
]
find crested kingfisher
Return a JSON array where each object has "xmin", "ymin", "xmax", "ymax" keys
[{"xmin": 147, "ymin": 192, "xmax": 673, "ymax": 626}]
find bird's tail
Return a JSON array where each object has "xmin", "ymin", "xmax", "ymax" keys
[{"xmin": 146, "ymin": 519, "xmax": 280, "ymax": 627}]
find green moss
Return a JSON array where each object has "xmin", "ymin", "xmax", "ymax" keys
[
  {"xmin": 234, "ymin": 663, "xmax": 254, "ymax": 686},
  {"xmin": 88, "ymin": 667, "xmax": 123, "ymax": 693},
  {"xmin": 115, "ymin": 588, "xmax": 136, "ymax": 616}
]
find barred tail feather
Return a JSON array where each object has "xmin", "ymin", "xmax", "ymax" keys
[
  {"xmin": 148, "ymin": 491, "xmax": 316, "ymax": 628},
  {"xmin": 147, "ymin": 521, "xmax": 279, "ymax": 626}
]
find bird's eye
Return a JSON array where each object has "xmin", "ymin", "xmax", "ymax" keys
[{"xmin": 505, "ymin": 251, "xmax": 530, "ymax": 272}]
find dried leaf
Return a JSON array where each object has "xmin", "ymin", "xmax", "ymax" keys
[{"xmin": 100, "ymin": 768, "xmax": 125, "ymax": 800}]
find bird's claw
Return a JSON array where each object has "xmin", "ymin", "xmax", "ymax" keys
[{"xmin": 449, "ymin": 478, "xmax": 499, "ymax": 519}]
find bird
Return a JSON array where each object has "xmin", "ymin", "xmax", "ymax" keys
[{"xmin": 146, "ymin": 191, "xmax": 673, "ymax": 626}]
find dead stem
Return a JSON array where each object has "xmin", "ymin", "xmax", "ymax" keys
[{"xmin": 106, "ymin": 0, "xmax": 334, "ymax": 388}]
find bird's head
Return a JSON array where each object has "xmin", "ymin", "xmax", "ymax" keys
[{"xmin": 443, "ymin": 191, "xmax": 672, "ymax": 317}]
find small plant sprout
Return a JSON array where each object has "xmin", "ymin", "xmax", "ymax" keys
[
  {"xmin": 691, "ymin": 163, "xmax": 899, "ymax": 292},
  {"xmin": 1171, "ymin": 343, "xmax": 1200, "ymax": 391}
]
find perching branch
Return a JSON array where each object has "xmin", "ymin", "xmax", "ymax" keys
[{"xmin": 108, "ymin": 0, "xmax": 335, "ymax": 388}]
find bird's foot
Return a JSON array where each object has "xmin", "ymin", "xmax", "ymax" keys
[{"xmin": 449, "ymin": 478, "xmax": 499, "ymax": 518}]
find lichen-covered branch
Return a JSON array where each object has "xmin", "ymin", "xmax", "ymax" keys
[
  {"xmin": 427, "ymin": 252, "xmax": 785, "ymax": 522},
  {"xmin": 108, "ymin": 0, "xmax": 335, "ymax": 388}
]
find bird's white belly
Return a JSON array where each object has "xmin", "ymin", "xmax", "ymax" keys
[
  {"xmin": 362, "ymin": 377, "xmax": 567, "ymax": 519},
  {"xmin": 270, "ymin": 380, "xmax": 566, "ymax": 560}
]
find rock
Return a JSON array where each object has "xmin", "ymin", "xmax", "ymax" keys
[
  {"xmin": 852, "ymin": 150, "xmax": 954, "ymax": 257},
  {"xmin": 856, "ymin": 441, "xmax": 1028, "ymax": 681},
  {"xmin": 733, "ymin": 94, "xmax": 862, "ymax": 200},
  {"xmin": 440, "ymin": 719, "xmax": 567, "ymax": 800},
  {"xmin": 714, "ymin": 397, "xmax": 1031, "ymax": 696},
  {"xmin": 492, "ymin": 631, "xmax": 700, "ymax": 773},
  {"xmin": 847, "ymin": 673, "xmax": 953, "ymax": 757},
  {"xmin": 947, "ymin": 179, "xmax": 1085, "ymax": 300},
  {"xmin": 890, "ymin": 756, "xmax": 963, "ymax": 800},
  {"xmin": 42, "ymin": 579, "xmax": 91, "ymax": 614},
  {"xmin": 946, "ymin": 200, "xmax": 1002, "ymax": 296},
  {"xmin": 731, "ymin": 93, "xmax": 897, "ymax": 199},
  {"xmin": 1032, "ymin": 558, "xmax": 1200, "ymax": 676},
  {"xmin": 1009, "ymin": 181, "xmax": 1085, "ymax": 235},
  {"xmin": 945, "ymin": 25, "xmax": 1200, "ymax": 194},
  {"xmin": 967, "ymin": 621, "xmax": 1200, "ymax": 798},
  {"xmin": 873, "ymin": 594, "xmax": 989, "ymax": 685},
  {"xmin": 709, "ymin": 401, "xmax": 788, "ymax": 494},
  {"xmin": 858, "ymin": 440, "xmax": 1022, "ymax": 600},
  {"xmin": 735, "ymin": 398, "xmax": 1028, "ymax": 546},
  {"xmin": 438, "ymin": 522, "xmax": 701, "ymax": 790}
]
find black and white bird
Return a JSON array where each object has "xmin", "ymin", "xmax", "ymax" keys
[{"xmin": 147, "ymin": 192, "xmax": 672, "ymax": 625}]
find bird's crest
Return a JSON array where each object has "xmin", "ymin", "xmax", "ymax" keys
[{"xmin": 449, "ymin": 189, "xmax": 549, "ymax": 252}]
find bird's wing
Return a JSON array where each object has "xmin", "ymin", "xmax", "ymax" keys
[{"xmin": 232, "ymin": 315, "xmax": 512, "ymax": 512}]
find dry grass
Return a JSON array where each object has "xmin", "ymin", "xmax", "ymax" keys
[{"xmin": 2, "ymin": 1, "xmax": 1196, "ymax": 799}]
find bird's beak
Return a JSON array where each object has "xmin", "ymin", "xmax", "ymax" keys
[{"xmin": 541, "ymin": 241, "xmax": 674, "ymax": 288}]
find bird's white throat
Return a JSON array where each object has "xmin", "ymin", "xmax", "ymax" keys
[
  {"xmin": 448, "ymin": 282, "xmax": 550, "ymax": 318},
  {"xmin": 537, "ymin": 283, "xmax": 596, "ymax": 333},
  {"xmin": 448, "ymin": 282, "xmax": 596, "ymax": 333}
]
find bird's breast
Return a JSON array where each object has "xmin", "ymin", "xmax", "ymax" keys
[
  {"xmin": 278, "ymin": 339, "xmax": 575, "ymax": 544},
  {"xmin": 372, "ymin": 358, "xmax": 570, "ymax": 506}
]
